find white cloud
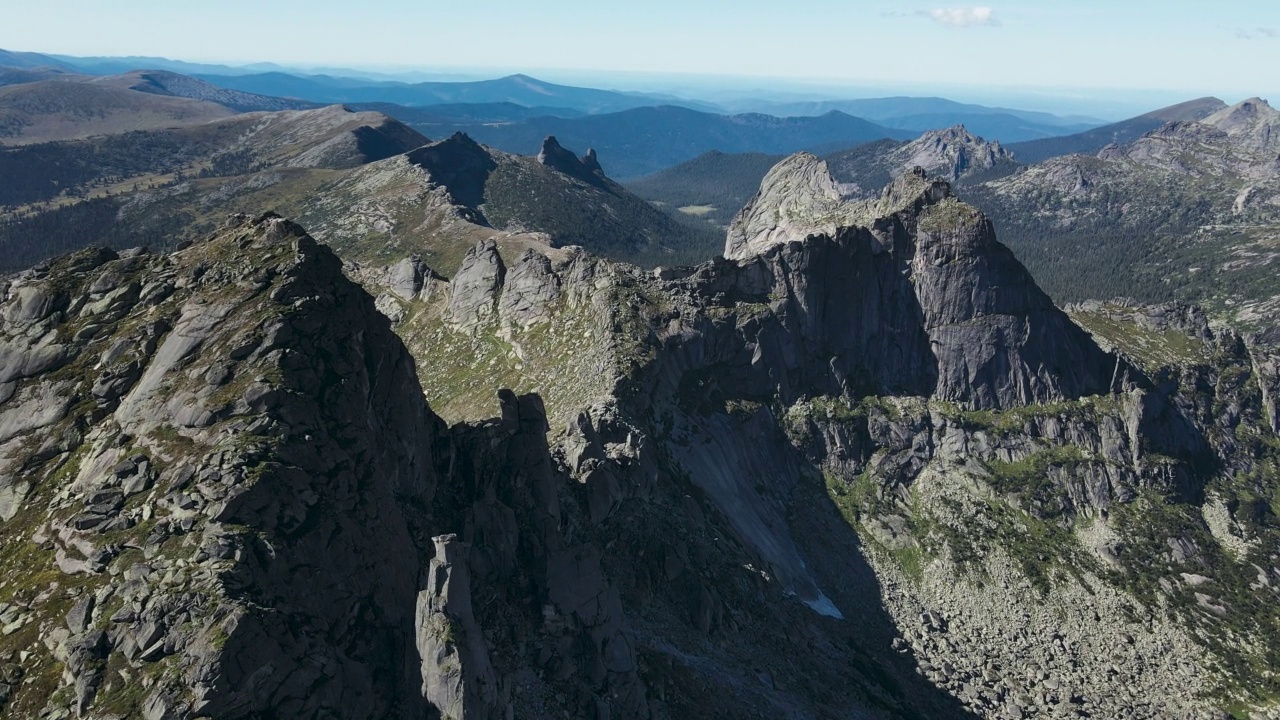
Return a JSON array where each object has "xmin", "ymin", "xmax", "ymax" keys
[
  {"xmin": 1231, "ymin": 26, "xmax": 1277, "ymax": 40},
  {"xmin": 928, "ymin": 7, "xmax": 1000, "ymax": 28}
]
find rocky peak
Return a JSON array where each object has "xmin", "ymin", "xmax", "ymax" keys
[
  {"xmin": 0, "ymin": 213, "xmax": 452, "ymax": 717},
  {"xmin": 827, "ymin": 127, "xmax": 1015, "ymax": 199},
  {"xmin": 868, "ymin": 166, "xmax": 953, "ymax": 218},
  {"xmin": 1206, "ymin": 97, "xmax": 1277, "ymax": 128},
  {"xmin": 537, "ymin": 135, "xmax": 608, "ymax": 186},
  {"xmin": 724, "ymin": 152, "xmax": 857, "ymax": 260},
  {"xmin": 726, "ymin": 156, "xmax": 952, "ymax": 261},
  {"xmin": 1117, "ymin": 97, "xmax": 1279, "ymax": 167},
  {"xmin": 1203, "ymin": 97, "xmax": 1279, "ymax": 153},
  {"xmin": 404, "ymin": 132, "xmax": 498, "ymax": 210},
  {"xmin": 718, "ymin": 159, "xmax": 1120, "ymax": 409},
  {"xmin": 898, "ymin": 124, "xmax": 1013, "ymax": 181},
  {"xmin": 581, "ymin": 147, "xmax": 603, "ymax": 174}
]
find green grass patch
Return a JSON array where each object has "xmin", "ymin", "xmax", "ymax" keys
[
  {"xmin": 1071, "ymin": 308, "xmax": 1208, "ymax": 372},
  {"xmin": 983, "ymin": 445, "xmax": 1086, "ymax": 516},
  {"xmin": 890, "ymin": 545, "xmax": 925, "ymax": 584}
]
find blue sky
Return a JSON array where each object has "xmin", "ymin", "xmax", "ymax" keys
[{"xmin": 2, "ymin": 0, "xmax": 1277, "ymax": 102}]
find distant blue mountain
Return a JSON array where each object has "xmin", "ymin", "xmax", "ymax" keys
[
  {"xmin": 351, "ymin": 102, "xmax": 585, "ymax": 124},
  {"xmin": 399, "ymin": 106, "xmax": 914, "ymax": 178},
  {"xmin": 752, "ymin": 97, "xmax": 1103, "ymax": 143},
  {"xmin": 191, "ymin": 71, "xmax": 715, "ymax": 115},
  {"xmin": 0, "ymin": 48, "xmax": 77, "ymax": 71}
]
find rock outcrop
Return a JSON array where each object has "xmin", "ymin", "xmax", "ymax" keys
[
  {"xmin": 824, "ymin": 126, "xmax": 1016, "ymax": 200},
  {"xmin": 537, "ymin": 136, "xmax": 608, "ymax": 187},
  {"xmin": 898, "ymin": 125, "xmax": 1013, "ymax": 181},
  {"xmin": 0, "ymin": 216, "xmax": 662, "ymax": 719},
  {"xmin": 722, "ymin": 156, "xmax": 1122, "ymax": 410},
  {"xmin": 3, "ymin": 155, "xmax": 1280, "ymax": 720},
  {"xmin": 446, "ymin": 239, "xmax": 506, "ymax": 329},
  {"xmin": 724, "ymin": 152, "xmax": 858, "ymax": 260}
]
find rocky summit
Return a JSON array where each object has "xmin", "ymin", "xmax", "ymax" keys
[
  {"xmin": 824, "ymin": 126, "xmax": 1017, "ymax": 199},
  {"xmin": 0, "ymin": 152, "xmax": 1279, "ymax": 720}
]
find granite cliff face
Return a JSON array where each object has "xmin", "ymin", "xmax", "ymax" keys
[
  {"xmin": 724, "ymin": 158, "xmax": 1121, "ymax": 410},
  {"xmin": 0, "ymin": 212, "xmax": 963, "ymax": 719},
  {"xmin": 380, "ymin": 156, "xmax": 1280, "ymax": 719},
  {"xmin": 0, "ymin": 216, "xmax": 447, "ymax": 718},
  {"xmin": 2, "ymin": 154, "xmax": 1280, "ymax": 720}
]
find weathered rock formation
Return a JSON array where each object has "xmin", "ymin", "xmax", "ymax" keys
[
  {"xmin": 897, "ymin": 125, "xmax": 1014, "ymax": 181},
  {"xmin": 379, "ymin": 157, "xmax": 1280, "ymax": 719},
  {"xmin": 0, "ymin": 216, "xmax": 660, "ymax": 719},
  {"xmin": 2, "ymin": 153, "xmax": 1280, "ymax": 720},
  {"xmin": 824, "ymin": 126, "xmax": 1016, "ymax": 200},
  {"xmin": 538, "ymin": 136, "xmax": 608, "ymax": 187},
  {"xmin": 723, "ymin": 157, "xmax": 1122, "ymax": 410}
]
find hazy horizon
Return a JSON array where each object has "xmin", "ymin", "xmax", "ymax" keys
[
  {"xmin": 2, "ymin": 45, "xmax": 1268, "ymax": 121},
  {"xmin": 3, "ymin": 0, "xmax": 1276, "ymax": 120},
  {"xmin": 4, "ymin": 1, "xmax": 1274, "ymax": 92}
]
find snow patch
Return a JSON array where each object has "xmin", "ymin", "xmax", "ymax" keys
[{"xmin": 805, "ymin": 593, "xmax": 845, "ymax": 620}]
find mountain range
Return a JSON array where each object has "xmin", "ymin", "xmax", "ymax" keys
[
  {"xmin": 622, "ymin": 95, "xmax": 1280, "ymax": 326},
  {"xmin": 414, "ymin": 106, "xmax": 915, "ymax": 179},
  {"xmin": 752, "ymin": 96, "xmax": 1100, "ymax": 141},
  {"xmin": 188, "ymin": 71, "xmax": 713, "ymax": 115},
  {"xmin": 0, "ymin": 97, "xmax": 720, "ymax": 274},
  {"xmin": 3, "ymin": 45, "xmax": 1280, "ymax": 720},
  {"xmin": 1006, "ymin": 96, "xmax": 1229, "ymax": 164},
  {"xmin": 2, "ymin": 139, "xmax": 1279, "ymax": 720},
  {"xmin": 0, "ymin": 46, "xmax": 1111, "ymax": 135},
  {"xmin": 967, "ymin": 97, "xmax": 1280, "ymax": 319}
]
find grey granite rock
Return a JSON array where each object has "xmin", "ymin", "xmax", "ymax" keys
[
  {"xmin": 446, "ymin": 239, "xmax": 506, "ymax": 330},
  {"xmin": 497, "ymin": 249, "xmax": 561, "ymax": 327}
]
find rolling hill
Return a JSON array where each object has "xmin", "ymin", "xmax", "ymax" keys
[
  {"xmin": 192, "ymin": 71, "xmax": 703, "ymax": 114},
  {"xmin": 99, "ymin": 70, "xmax": 320, "ymax": 112},
  {"xmin": 623, "ymin": 150, "xmax": 785, "ymax": 227},
  {"xmin": 0, "ymin": 104, "xmax": 430, "ymax": 270},
  {"xmin": 0, "ymin": 66, "xmax": 71, "ymax": 87},
  {"xmin": 0, "ymin": 48, "xmax": 76, "ymax": 71},
  {"xmin": 350, "ymin": 101, "xmax": 584, "ymax": 129},
  {"xmin": 0, "ymin": 80, "xmax": 235, "ymax": 144},
  {"xmin": 1006, "ymin": 96, "xmax": 1227, "ymax": 163},
  {"xmin": 0, "ymin": 104, "xmax": 427, "ymax": 207}
]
